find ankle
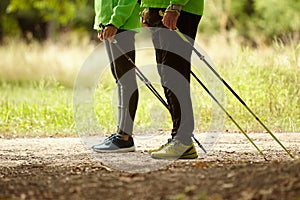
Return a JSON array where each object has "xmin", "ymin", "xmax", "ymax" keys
[{"xmin": 117, "ymin": 132, "xmax": 131, "ymax": 141}]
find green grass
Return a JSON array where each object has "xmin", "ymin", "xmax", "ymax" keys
[
  {"xmin": 219, "ymin": 45, "xmax": 300, "ymax": 132},
  {"xmin": 0, "ymin": 38, "xmax": 299, "ymax": 137},
  {"xmin": 0, "ymin": 80, "xmax": 74, "ymax": 137}
]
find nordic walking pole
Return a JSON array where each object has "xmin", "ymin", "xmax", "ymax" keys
[{"xmin": 175, "ymin": 29, "xmax": 294, "ymax": 159}]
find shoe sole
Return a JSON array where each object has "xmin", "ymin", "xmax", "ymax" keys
[
  {"xmin": 151, "ymin": 152, "xmax": 198, "ymax": 160},
  {"xmin": 151, "ymin": 148, "xmax": 198, "ymax": 159},
  {"xmin": 92, "ymin": 146, "xmax": 135, "ymax": 153},
  {"xmin": 151, "ymin": 155, "xmax": 198, "ymax": 159}
]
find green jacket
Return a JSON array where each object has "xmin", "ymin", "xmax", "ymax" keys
[
  {"xmin": 141, "ymin": 0, "xmax": 204, "ymax": 15},
  {"xmin": 94, "ymin": 0, "xmax": 141, "ymax": 31}
]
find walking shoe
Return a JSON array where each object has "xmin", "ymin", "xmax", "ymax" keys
[
  {"xmin": 149, "ymin": 138, "xmax": 198, "ymax": 159},
  {"xmin": 151, "ymin": 139, "xmax": 198, "ymax": 159},
  {"xmin": 92, "ymin": 134, "xmax": 135, "ymax": 153}
]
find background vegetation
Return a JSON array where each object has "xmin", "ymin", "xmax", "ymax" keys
[
  {"xmin": 0, "ymin": 0, "xmax": 299, "ymax": 137},
  {"xmin": 1, "ymin": 0, "xmax": 300, "ymax": 44}
]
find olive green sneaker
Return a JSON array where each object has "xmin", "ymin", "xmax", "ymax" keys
[{"xmin": 151, "ymin": 139, "xmax": 198, "ymax": 159}]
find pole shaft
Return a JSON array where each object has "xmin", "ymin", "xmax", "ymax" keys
[{"xmin": 191, "ymin": 71, "xmax": 266, "ymax": 159}]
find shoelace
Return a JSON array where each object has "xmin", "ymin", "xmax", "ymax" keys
[
  {"xmin": 104, "ymin": 133, "xmax": 117, "ymax": 141},
  {"xmin": 192, "ymin": 135, "xmax": 207, "ymax": 154},
  {"xmin": 164, "ymin": 139, "xmax": 181, "ymax": 152}
]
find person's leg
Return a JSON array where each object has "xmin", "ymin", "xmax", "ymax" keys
[
  {"xmin": 159, "ymin": 48, "xmax": 193, "ymax": 145},
  {"xmin": 150, "ymin": 12, "xmax": 203, "ymax": 159},
  {"xmin": 92, "ymin": 30, "xmax": 138, "ymax": 152},
  {"xmin": 109, "ymin": 30, "xmax": 139, "ymax": 137},
  {"xmin": 151, "ymin": 27, "xmax": 180, "ymax": 139},
  {"xmin": 168, "ymin": 12, "xmax": 201, "ymax": 144},
  {"xmin": 155, "ymin": 12, "xmax": 201, "ymax": 145}
]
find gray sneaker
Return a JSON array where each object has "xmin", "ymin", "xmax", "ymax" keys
[{"xmin": 92, "ymin": 134, "xmax": 135, "ymax": 153}]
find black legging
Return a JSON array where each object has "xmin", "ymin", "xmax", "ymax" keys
[
  {"xmin": 151, "ymin": 10, "xmax": 201, "ymax": 145},
  {"xmin": 104, "ymin": 30, "xmax": 138, "ymax": 136}
]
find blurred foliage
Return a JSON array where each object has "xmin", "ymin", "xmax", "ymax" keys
[
  {"xmin": 200, "ymin": 0, "xmax": 300, "ymax": 45},
  {"xmin": 255, "ymin": 0, "xmax": 300, "ymax": 40},
  {"xmin": 0, "ymin": 0, "xmax": 300, "ymax": 44},
  {"xmin": 0, "ymin": 0, "xmax": 94, "ymax": 42},
  {"xmin": 7, "ymin": 0, "xmax": 79, "ymax": 25}
]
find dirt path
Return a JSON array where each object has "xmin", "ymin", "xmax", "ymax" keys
[{"xmin": 0, "ymin": 133, "xmax": 299, "ymax": 199}]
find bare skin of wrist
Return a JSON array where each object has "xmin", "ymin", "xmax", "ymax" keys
[
  {"xmin": 97, "ymin": 26, "xmax": 118, "ymax": 42},
  {"xmin": 162, "ymin": 11, "xmax": 179, "ymax": 30}
]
